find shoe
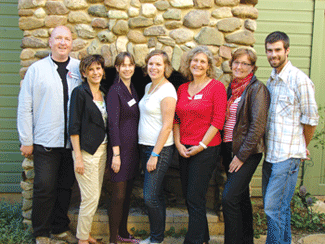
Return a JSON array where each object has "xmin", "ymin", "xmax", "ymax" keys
[
  {"xmin": 36, "ymin": 237, "xmax": 51, "ymax": 244},
  {"xmin": 51, "ymin": 230, "xmax": 78, "ymax": 244},
  {"xmin": 139, "ymin": 237, "xmax": 163, "ymax": 244},
  {"xmin": 117, "ymin": 234, "xmax": 140, "ymax": 243}
]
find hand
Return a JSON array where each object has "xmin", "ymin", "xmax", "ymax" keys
[
  {"xmin": 20, "ymin": 145, "xmax": 33, "ymax": 159},
  {"xmin": 186, "ymin": 145, "xmax": 204, "ymax": 157},
  {"xmin": 228, "ymin": 156, "xmax": 244, "ymax": 173},
  {"xmin": 147, "ymin": 156, "xmax": 158, "ymax": 172},
  {"xmin": 74, "ymin": 156, "xmax": 85, "ymax": 175},
  {"xmin": 302, "ymin": 149, "xmax": 311, "ymax": 162},
  {"xmin": 111, "ymin": 156, "xmax": 121, "ymax": 173},
  {"xmin": 176, "ymin": 144, "xmax": 189, "ymax": 158}
]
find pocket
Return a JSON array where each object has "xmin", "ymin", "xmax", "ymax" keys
[{"xmin": 278, "ymin": 92, "xmax": 294, "ymax": 117}]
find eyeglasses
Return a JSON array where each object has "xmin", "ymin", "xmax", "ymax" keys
[{"xmin": 232, "ymin": 61, "xmax": 252, "ymax": 68}]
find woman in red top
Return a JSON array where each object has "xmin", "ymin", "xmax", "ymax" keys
[{"xmin": 174, "ymin": 46, "xmax": 227, "ymax": 244}]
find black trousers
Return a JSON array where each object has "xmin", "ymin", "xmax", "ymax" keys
[
  {"xmin": 179, "ymin": 145, "xmax": 220, "ymax": 244},
  {"xmin": 222, "ymin": 142, "xmax": 262, "ymax": 244},
  {"xmin": 32, "ymin": 144, "xmax": 75, "ymax": 238}
]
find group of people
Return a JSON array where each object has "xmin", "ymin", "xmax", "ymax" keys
[{"xmin": 17, "ymin": 25, "xmax": 318, "ymax": 244}]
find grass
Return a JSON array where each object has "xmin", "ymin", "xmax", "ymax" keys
[{"xmin": 0, "ymin": 200, "xmax": 33, "ymax": 244}]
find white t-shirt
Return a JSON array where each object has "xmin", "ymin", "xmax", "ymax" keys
[{"xmin": 138, "ymin": 82, "xmax": 177, "ymax": 146}]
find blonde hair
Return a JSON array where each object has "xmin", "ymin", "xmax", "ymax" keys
[{"xmin": 143, "ymin": 50, "xmax": 173, "ymax": 78}]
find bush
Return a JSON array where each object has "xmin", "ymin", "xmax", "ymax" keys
[{"xmin": 0, "ymin": 200, "xmax": 33, "ymax": 244}]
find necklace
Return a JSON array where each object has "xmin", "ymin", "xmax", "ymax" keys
[{"xmin": 146, "ymin": 76, "xmax": 165, "ymax": 101}]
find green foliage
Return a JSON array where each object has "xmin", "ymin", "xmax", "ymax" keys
[
  {"xmin": 290, "ymin": 188, "xmax": 325, "ymax": 232},
  {"xmin": 130, "ymin": 226, "xmax": 187, "ymax": 239},
  {"xmin": 313, "ymin": 105, "xmax": 325, "ymax": 150},
  {"xmin": 253, "ymin": 212, "xmax": 267, "ymax": 239},
  {"xmin": 0, "ymin": 200, "xmax": 33, "ymax": 244}
]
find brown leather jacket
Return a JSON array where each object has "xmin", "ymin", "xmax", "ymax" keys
[{"xmin": 227, "ymin": 75, "xmax": 270, "ymax": 162}]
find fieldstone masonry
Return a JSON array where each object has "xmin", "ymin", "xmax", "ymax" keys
[{"xmin": 18, "ymin": 0, "xmax": 258, "ymax": 224}]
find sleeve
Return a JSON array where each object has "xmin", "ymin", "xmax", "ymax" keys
[
  {"xmin": 173, "ymin": 85, "xmax": 183, "ymax": 124},
  {"xmin": 106, "ymin": 86, "xmax": 121, "ymax": 147},
  {"xmin": 298, "ymin": 75, "xmax": 319, "ymax": 126},
  {"xmin": 159, "ymin": 83, "xmax": 177, "ymax": 102},
  {"xmin": 69, "ymin": 87, "xmax": 85, "ymax": 136},
  {"xmin": 236, "ymin": 83, "xmax": 271, "ymax": 162},
  {"xmin": 17, "ymin": 66, "xmax": 35, "ymax": 146},
  {"xmin": 211, "ymin": 81, "xmax": 227, "ymax": 130}
]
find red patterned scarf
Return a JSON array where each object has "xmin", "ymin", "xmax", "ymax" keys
[{"xmin": 225, "ymin": 72, "xmax": 253, "ymax": 121}]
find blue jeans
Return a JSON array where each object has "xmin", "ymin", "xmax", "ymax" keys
[
  {"xmin": 139, "ymin": 145, "xmax": 174, "ymax": 243},
  {"xmin": 179, "ymin": 145, "xmax": 220, "ymax": 244},
  {"xmin": 262, "ymin": 158, "xmax": 300, "ymax": 244}
]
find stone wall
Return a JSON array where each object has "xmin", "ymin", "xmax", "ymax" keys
[{"xmin": 18, "ymin": 0, "xmax": 258, "ymax": 225}]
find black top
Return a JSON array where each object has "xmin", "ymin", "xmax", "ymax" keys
[{"xmin": 69, "ymin": 82, "xmax": 107, "ymax": 155}]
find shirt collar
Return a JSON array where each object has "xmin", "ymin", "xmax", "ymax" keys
[{"xmin": 270, "ymin": 60, "xmax": 292, "ymax": 84}]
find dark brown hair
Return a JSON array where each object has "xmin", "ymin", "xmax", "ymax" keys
[
  {"xmin": 79, "ymin": 54, "xmax": 105, "ymax": 82},
  {"xmin": 114, "ymin": 52, "xmax": 135, "ymax": 67}
]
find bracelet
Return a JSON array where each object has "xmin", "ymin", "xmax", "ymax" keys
[
  {"xmin": 113, "ymin": 154, "xmax": 120, "ymax": 157},
  {"xmin": 199, "ymin": 141, "xmax": 207, "ymax": 149},
  {"xmin": 151, "ymin": 151, "xmax": 160, "ymax": 157}
]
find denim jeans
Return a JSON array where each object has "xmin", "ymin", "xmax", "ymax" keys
[
  {"xmin": 222, "ymin": 142, "xmax": 262, "ymax": 244},
  {"xmin": 179, "ymin": 145, "xmax": 220, "ymax": 244},
  {"xmin": 139, "ymin": 145, "xmax": 174, "ymax": 243},
  {"xmin": 262, "ymin": 158, "xmax": 300, "ymax": 244}
]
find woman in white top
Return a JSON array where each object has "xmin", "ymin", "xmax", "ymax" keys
[{"xmin": 138, "ymin": 50, "xmax": 177, "ymax": 244}]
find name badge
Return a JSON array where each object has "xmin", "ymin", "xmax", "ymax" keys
[
  {"xmin": 128, "ymin": 98, "xmax": 136, "ymax": 107},
  {"xmin": 194, "ymin": 94, "xmax": 203, "ymax": 100},
  {"xmin": 279, "ymin": 95, "xmax": 287, "ymax": 101}
]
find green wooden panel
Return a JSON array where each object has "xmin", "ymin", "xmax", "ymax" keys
[
  {"xmin": 0, "ymin": 153, "xmax": 23, "ymax": 163},
  {"xmin": 258, "ymin": 10, "xmax": 313, "ymax": 23},
  {"xmin": 0, "ymin": 130, "xmax": 19, "ymax": 140},
  {"xmin": 0, "ymin": 108, "xmax": 18, "ymax": 119},
  {"xmin": 0, "ymin": 62, "xmax": 21, "ymax": 73},
  {"xmin": 0, "ymin": 50, "xmax": 21, "ymax": 61},
  {"xmin": 0, "ymin": 39, "xmax": 22, "ymax": 50},
  {"xmin": 0, "ymin": 163, "xmax": 22, "ymax": 172},
  {"xmin": 0, "ymin": 173, "xmax": 21, "ymax": 183},
  {"xmin": 256, "ymin": 0, "xmax": 314, "ymax": 11},
  {"xmin": 0, "ymin": 184, "xmax": 21, "ymax": 193},
  {"xmin": 255, "ymin": 33, "xmax": 312, "ymax": 46},
  {"xmin": 0, "ymin": 85, "xmax": 20, "ymax": 96},
  {"xmin": 0, "ymin": 4, "xmax": 21, "ymax": 15},
  {"xmin": 256, "ymin": 22, "xmax": 313, "ymax": 34},
  {"xmin": 0, "ymin": 119, "xmax": 17, "ymax": 129},
  {"xmin": 0, "ymin": 27, "xmax": 24, "ymax": 39},
  {"xmin": 0, "ymin": 97, "xmax": 18, "ymax": 107},
  {"xmin": 0, "ymin": 74, "xmax": 22, "ymax": 85},
  {"xmin": 0, "ymin": 141, "xmax": 20, "ymax": 151},
  {"xmin": 0, "ymin": 16, "xmax": 19, "ymax": 27},
  {"xmin": 0, "ymin": 0, "xmax": 20, "ymax": 3}
]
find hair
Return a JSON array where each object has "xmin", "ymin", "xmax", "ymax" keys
[
  {"xmin": 265, "ymin": 31, "xmax": 290, "ymax": 50},
  {"xmin": 143, "ymin": 49, "xmax": 173, "ymax": 78},
  {"xmin": 79, "ymin": 54, "xmax": 105, "ymax": 82},
  {"xmin": 230, "ymin": 47, "xmax": 258, "ymax": 73},
  {"xmin": 181, "ymin": 46, "xmax": 216, "ymax": 81},
  {"xmin": 114, "ymin": 52, "xmax": 135, "ymax": 67}
]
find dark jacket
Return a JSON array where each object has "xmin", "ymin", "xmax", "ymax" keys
[
  {"xmin": 69, "ymin": 82, "xmax": 107, "ymax": 155},
  {"xmin": 227, "ymin": 75, "xmax": 270, "ymax": 162}
]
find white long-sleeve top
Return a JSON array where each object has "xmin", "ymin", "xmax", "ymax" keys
[{"xmin": 17, "ymin": 55, "xmax": 82, "ymax": 148}]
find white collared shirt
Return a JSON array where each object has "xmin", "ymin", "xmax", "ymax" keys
[{"xmin": 265, "ymin": 61, "xmax": 319, "ymax": 163}]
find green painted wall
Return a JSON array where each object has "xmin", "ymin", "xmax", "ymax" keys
[{"xmin": 0, "ymin": 0, "xmax": 23, "ymax": 192}]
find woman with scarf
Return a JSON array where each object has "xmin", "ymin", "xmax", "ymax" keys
[{"xmin": 221, "ymin": 48, "xmax": 270, "ymax": 244}]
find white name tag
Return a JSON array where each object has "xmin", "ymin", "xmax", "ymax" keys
[
  {"xmin": 128, "ymin": 98, "xmax": 136, "ymax": 107},
  {"xmin": 279, "ymin": 95, "xmax": 287, "ymax": 101},
  {"xmin": 194, "ymin": 94, "xmax": 203, "ymax": 100}
]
